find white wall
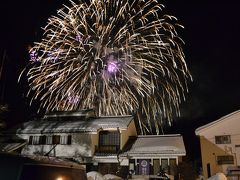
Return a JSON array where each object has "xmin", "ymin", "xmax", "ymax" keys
[
  {"xmin": 18, "ymin": 133, "xmax": 94, "ymax": 158},
  {"xmin": 198, "ymin": 114, "xmax": 240, "ymax": 160}
]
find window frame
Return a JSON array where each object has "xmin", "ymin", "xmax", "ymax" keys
[
  {"xmin": 52, "ymin": 135, "xmax": 61, "ymax": 145},
  {"xmin": 39, "ymin": 135, "xmax": 47, "ymax": 145},
  {"xmin": 215, "ymin": 135, "xmax": 231, "ymax": 144},
  {"xmin": 217, "ymin": 155, "xmax": 234, "ymax": 165},
  {"xmin": 99, "ymin": 131, "xmax": 120, "ymax": 146},
  {"xmin": 60, "ymin": 135, "xmax": 72, "ymax": 145},
  {"xmin": 28, "ymin": 135, "xmax": 72, "ymax": 145}
]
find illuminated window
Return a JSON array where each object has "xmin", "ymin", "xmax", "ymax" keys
[
  {"xmin": 217, "ymin": 155, "xmax": 234, "ymax": 164},
  {"xmin": 215, "ymin": 135, "xmax": 231, "ymax": 144}
]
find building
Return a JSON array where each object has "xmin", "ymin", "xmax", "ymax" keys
[
  {"xmin": 123, "ymin": 134, "xmax": 186, "ymax": 178},
  {"xmin": 3, "ymin": 110, "xmax": 186, "ymax": 178},
  {"xmin": 195, "ymin": 110, "xmax": 240, "ymax": 179},
  {"xmin": 12, "ymin": 110, "xmax": 137, "ymax": 175}
]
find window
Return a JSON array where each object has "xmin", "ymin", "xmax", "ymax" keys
[
  {"xmin": 29, "ymin": 136, "xmax": 33, "ymax": 145},
  {"xmin": 129, "ymin": 159, "xmax": 135, "ymax": 174},
  {"xmin": 215, "ymin": 135, "xmax": 231, "ymax": 144},
  {"xmin": 217, "ymin": 155, "xmax": 234, "ymax": 165},
  {"xmin": 98, "ymin": 131, "xmax": 120, "ymax": 153},
  {"xmin": 153, "ymin": 159, "xmax": 160, "ymax": 175},
  {"xmin": 32, "ymin": 136, "xmax": 40, "ymax": 145},
  {"xmin": 28, "ymin": 135, "xmax": 71, "ymax": 145},
  {"xmin": 60, "ymin": 135, "xmax": 72, "ymax": 145},
  {"xmin": 29, "ymin": 136, "xmax": 44, "ymax": 145},
  {"xmin": 52, "ymin": 135, "xmax": 60, "ymax": 144},
  {"xmin": 46, "ymin": 136, "xmax": 52, "ymax": 145},
  {"xmin": 67, "ymin": 135, "xmax": 72, "ymax": 145},
  {"xmin": 169, "ymin": 159, "xmax": 177, "ymax": 176},
  {"xmin": 99, "ymin": 131, "xmax": 120, "ymax": 146},
  {"xmin": 161, "ymin": 159, "xmax": 168, "ymax": 172},
  {"xmin": 39, "ymin": 136, "xmax": 46, "ymax": 145}
]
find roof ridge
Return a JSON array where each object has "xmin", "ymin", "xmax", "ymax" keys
[{"xmin": 138, "ymin": 134, "xmax": 181, "ymax": 137}]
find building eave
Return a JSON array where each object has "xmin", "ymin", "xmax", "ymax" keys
[
  {"xmin": 195, "ymin": 109, "xmax": 240, "ymax": 135},
  {"xmin": 124, "ymin": 152, "xmax": 186, "ymax": 157}
]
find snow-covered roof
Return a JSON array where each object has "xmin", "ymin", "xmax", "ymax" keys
[
  {"xmin": 44, "ymin": 109, "xmax": 95, "ymax": 118},
  {"xmin": 195, "ymin": 110, "xmax": 240, "ymax": 135},
  {"xmin": 16, "ymin": 115, "xmax": 133, "ymax": 134},
  {"xmin": 0, "ymin": 142, "xmax": 27, "ymax": 152},
  {"xmin": 0, "ymin": 135, "xmax": 27, "ymax": 152},
  {"xmin": 125, "ymin": 134, "xmax": 186, "ymax": 157}
]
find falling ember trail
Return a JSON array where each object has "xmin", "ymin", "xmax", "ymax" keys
[{"xmin": 21, "ymin": 0, "xmax": 192, "ymax": 134}]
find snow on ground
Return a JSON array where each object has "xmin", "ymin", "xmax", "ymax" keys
[
  {"xmin": 207, "ymin": 173, "xmax": 227, "ymax": 180},
  {"xmin": 103, "ymin": 174, "xmax": 122, "ymax": 180},
  {"xmin": 87, "ymin": 171, "xmax": 104, "ymax": 180},
  {"xmin": 87, "ymin": 171, "xmax": 122, "ymax": 180}
]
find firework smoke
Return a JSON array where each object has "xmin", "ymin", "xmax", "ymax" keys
[{"xmin": 22, "ymin": 0, "xmax": 191, "ymax": 134}]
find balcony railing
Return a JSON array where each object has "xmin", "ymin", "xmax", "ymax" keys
[{"xmin": 95, "ymin": 145, "xmax": 120, "ymax": 154}]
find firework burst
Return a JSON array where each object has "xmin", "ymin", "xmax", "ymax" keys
[{"xmin": 22, "ymin": 0, "xmax": 191, "ymax": 134}]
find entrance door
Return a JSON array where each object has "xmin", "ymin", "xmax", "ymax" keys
[
  {"xmin": 207, "ymin": 163, "xmax": 211, "ymax": 178},
  {"xmin": 138, "ymin": 159, "xmax": 150, "ymax": 175},
  {"xmin": 98, "ymin": 163, "xmax": 118, "ymax": 175}
]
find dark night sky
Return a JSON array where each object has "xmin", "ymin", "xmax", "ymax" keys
[{"xmin": 1, "ymin": 0, "xmax": 240, "ymax": 158}]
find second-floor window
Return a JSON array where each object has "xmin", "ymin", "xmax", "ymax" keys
[
  {"xmin": 99, "ymin": 131, "xmax": 120, "ymax": 146},
  {"xmin": 60, "ymin": 135, "xmax": 72, "ymax": 145},
  {"xmin": 29, "ymin": 136, "xmax": 40, "ymax": 145},
  {"xmin": 46, "ymin": 136, "xmax": 52, "ymax": 144},
  {"xmin": 52, "ymin": 135, "xmax": 60, "ymax": 144},
  {"xmin": 98, "ymin": 131, "xmax": 120, "ymax": 153},
  {"xmin": 217, "ymin": 155, "xmax": 234, "ymax": 164},
  {"xmin": 39, "ymin": 135, "xmax": 46, "ymax": 145},
  {"xmin": 215, "ymin": 135, "xmax": 231, "ymax": 144},
  {"xmin": 29, "ymin": 135, "xmax": 72, "ymax": 145}
]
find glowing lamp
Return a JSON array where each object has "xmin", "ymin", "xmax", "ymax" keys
[{"xmin": 56, "ymin": 177, "xmax": 63, "ymax": 180}]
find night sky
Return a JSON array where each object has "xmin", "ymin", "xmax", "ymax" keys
[{"xmin": 1, "ymin": 0, "xmax": 240, "ymax": 159}]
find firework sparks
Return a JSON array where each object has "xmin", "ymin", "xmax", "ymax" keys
[
  {"xmin": 107, "ymin": 62, "xmax": 118, "ymax": 73},
  {"xmin": 29, "ymin": 49, "xmax": 38, "ymax": 62},
  {"xmin": 22, "ymin": 0, "xmax": 191, "ymax": 134}
]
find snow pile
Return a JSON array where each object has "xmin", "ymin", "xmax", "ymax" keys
[
  {"xmin": 208, "ymin": 173, "xmax": 227, "ymax": 180},
  {"xmin": 103, "ymin": 174, "xmax": 122, "ymax": 180},
  {"xmin": 87, "ymin": 172, "xmax": 122, "ymax": 180},
  {"xmin": 87, "ymin": 171, "xmax": 104, "ymax": 180}
]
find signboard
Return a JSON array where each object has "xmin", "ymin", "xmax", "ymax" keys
[{"xmin": 138, "ymin": 159, "xmax": 150, "ymax": 175}]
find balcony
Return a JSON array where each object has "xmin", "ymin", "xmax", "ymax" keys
[{"xmin": 95, "ymin": 145, "xmax": 120, "ymax": 155}]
